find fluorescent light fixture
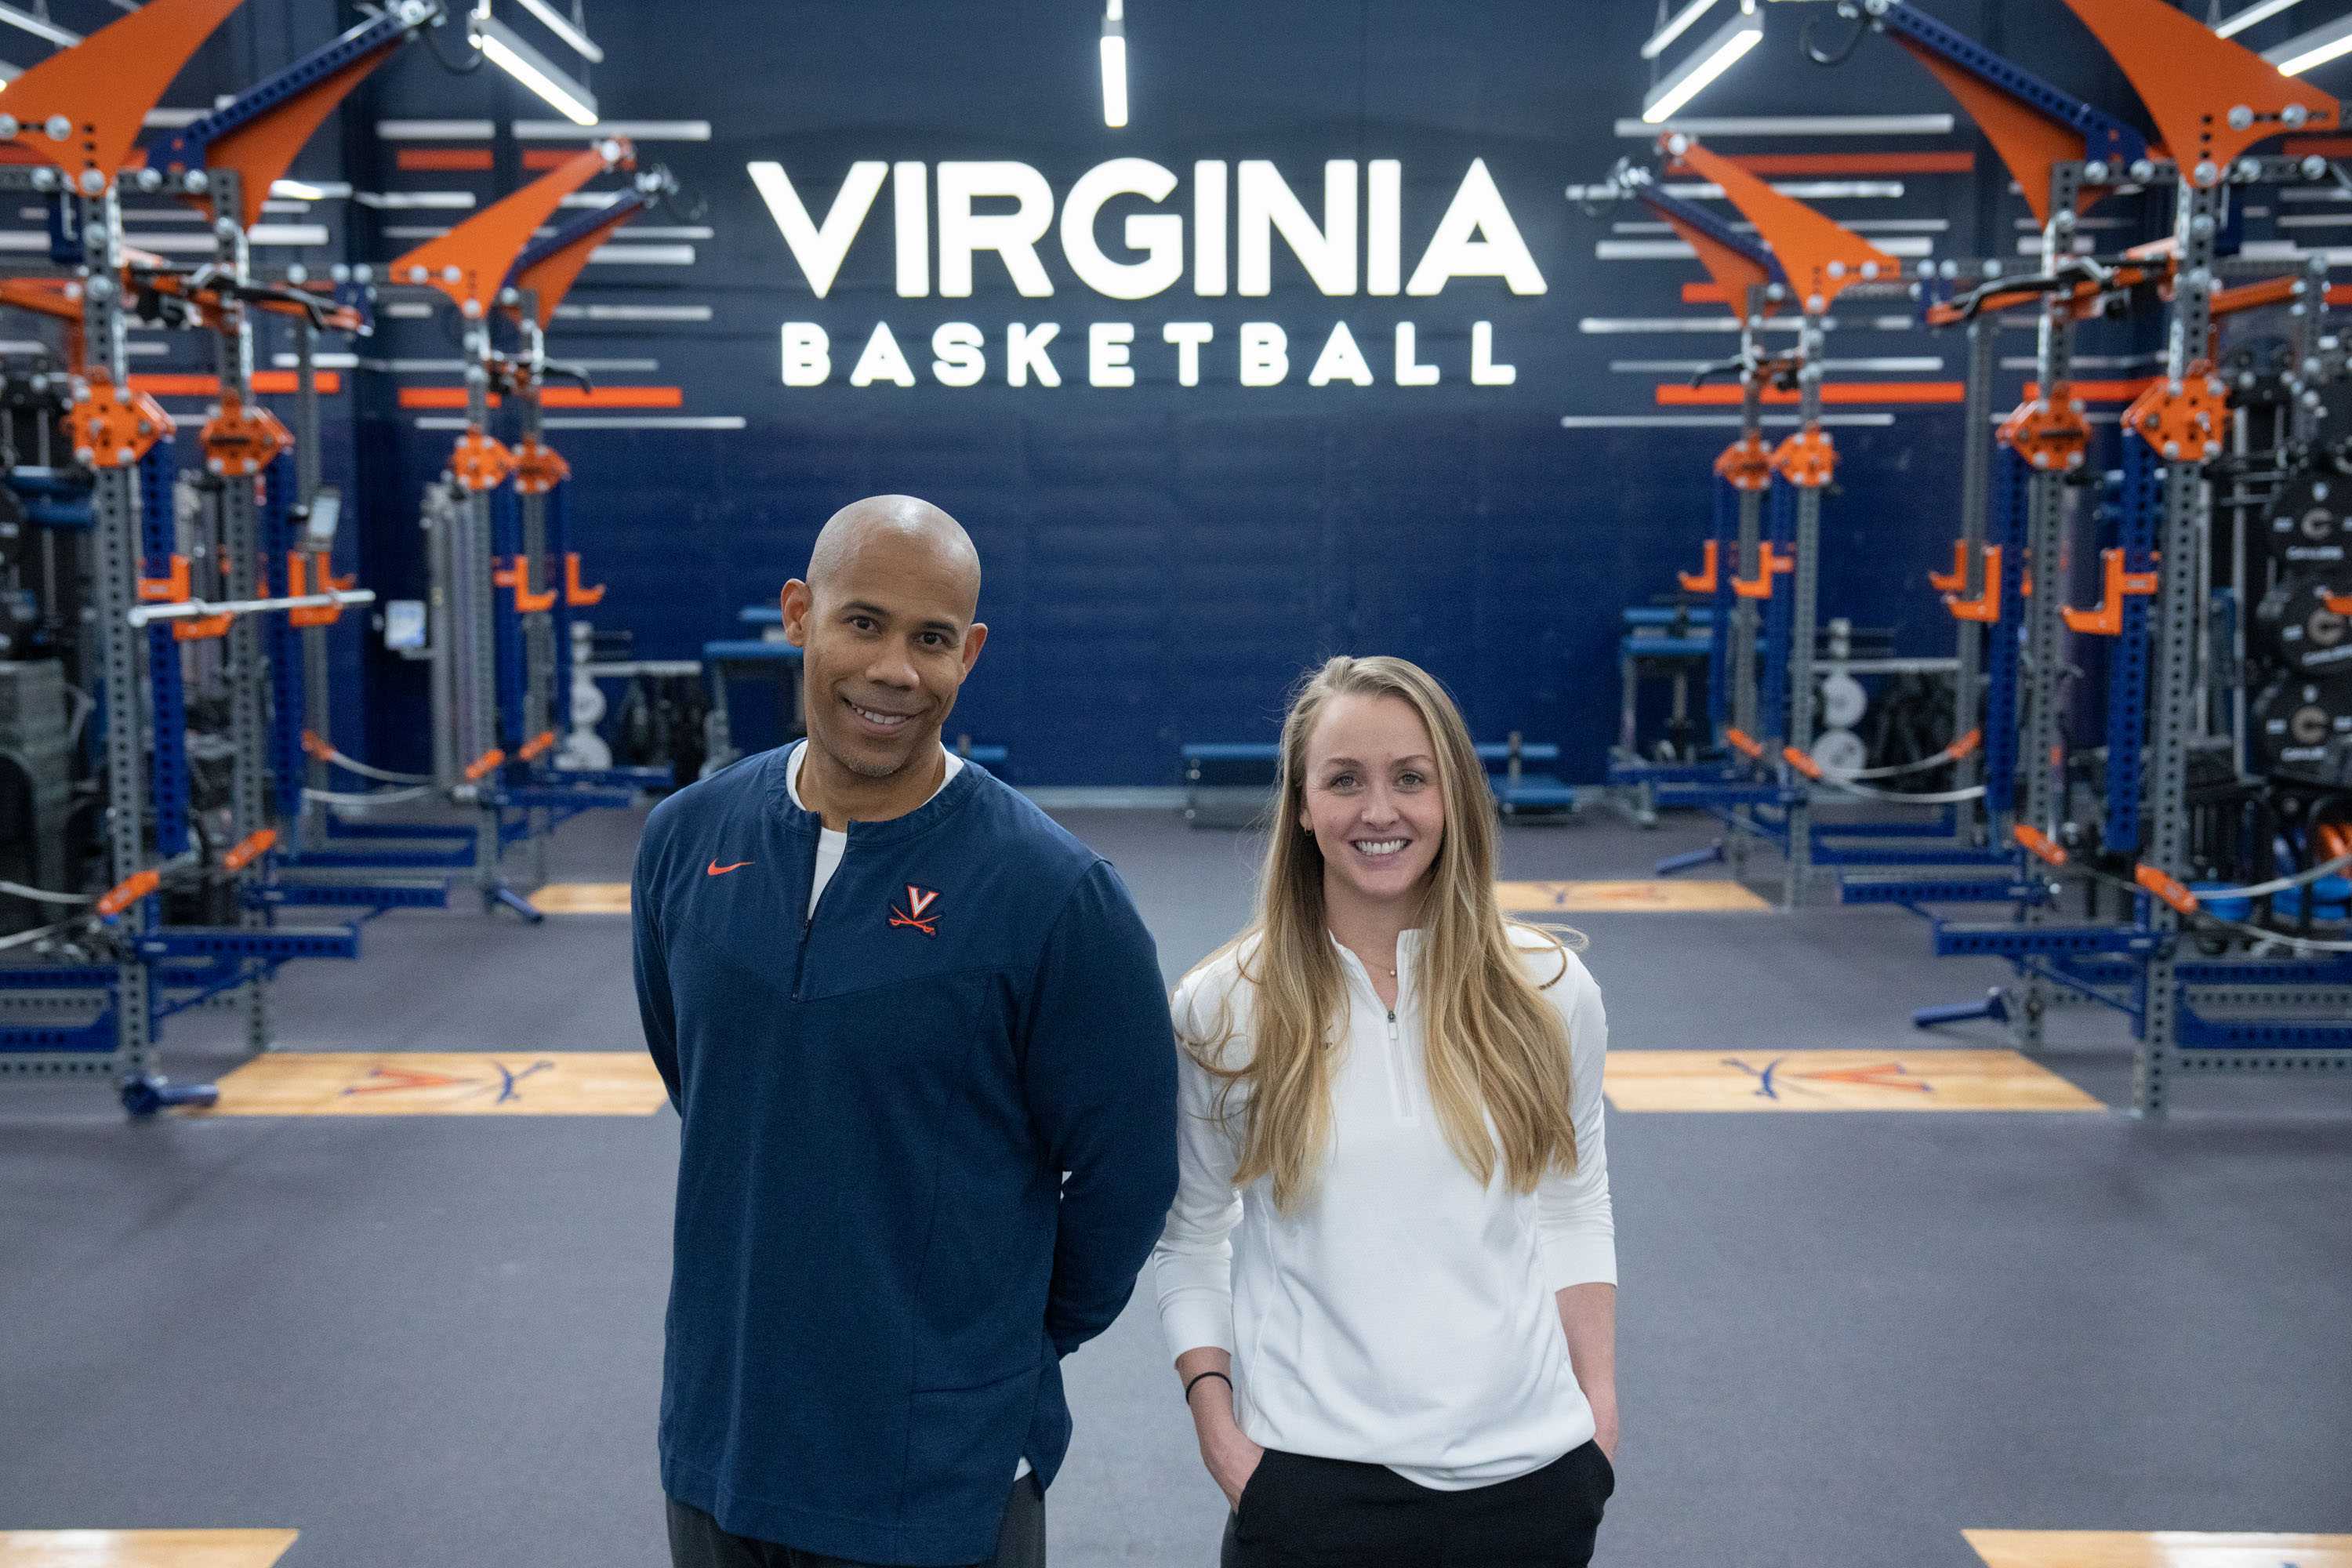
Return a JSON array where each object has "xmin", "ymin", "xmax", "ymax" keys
[
  {"xmin": 1642, "ymin": 2, "xmax": 1763, "ymax": 125},
  {"xmin": 1642, "ymin": 0, "xmax": 1722, "ymax": 60},
  {"xmin": 2270, "ymin": 9, "xmax": 2352, "ymax": 73},
  {"xmin": 1101, "ymin": 0, "xmax": 1127, "ymax": 129},
  {"xmin": 514, "ymin": 0, "xmax": 604, "ymax": 64},
  {"xmin": 0, "ymin": 3, "xmax": 78, "ymax": 48},
  {"xmin": 2216, "ymin": 0, "xmax": 2305, "ymax": 39},
  {"xmin": 473, "ymin": 13, "xmax": 598, "ymax": 127}
]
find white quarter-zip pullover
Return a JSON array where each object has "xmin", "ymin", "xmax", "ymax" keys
[{"xmin": 1152, "ymin": 927, "xmax": 1614, "ymax": 1491}]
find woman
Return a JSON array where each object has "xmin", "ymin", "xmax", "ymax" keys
[{"xmin": 1153, "ymin": 655, "xmax": 1617, "ymax": 1568}]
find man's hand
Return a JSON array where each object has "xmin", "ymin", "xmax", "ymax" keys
[{"xmin": 1589, "ymin": 1396, "xmax": 1620, "ymax": 1466}]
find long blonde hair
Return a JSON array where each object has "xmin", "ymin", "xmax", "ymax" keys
[{"xmin": 1183, "ymin": 655, "xmax": 1583, "ymax": 1211}]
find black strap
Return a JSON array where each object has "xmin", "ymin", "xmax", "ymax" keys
[{"xmin": 1183, "ymin": 1369, "xmax": 1234, "ymax": 1406}]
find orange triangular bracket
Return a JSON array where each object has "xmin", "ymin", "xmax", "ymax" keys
[
  {"xmin": 2062, "ymin": 0, "xmax": 2339, "ymax": 187},
  {"xmin": 387, "ymin": 141, "xmax": 637, "ymax": 319},
  {"xmin": 1664, "ymin": 137, "xmax": 1900, "ymax": 316},
  {"xmin": 0, "ymin": 0, "xmax": 245, "ymax": 197}
]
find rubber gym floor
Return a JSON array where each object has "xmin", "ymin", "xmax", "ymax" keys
[{"xmin": 4, "ymin": 804, "xmax": 2348, "ymax": 1568}]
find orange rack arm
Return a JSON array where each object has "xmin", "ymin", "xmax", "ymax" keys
[
  {"xmin": 2060, "ymin": 547, "xmax": 2159, "ymax": 637},
  {"xmin": 1666, "ymin": 137, "xmax": 1900, "ymax": 315},
  {"xmin": 1724, "ymin": 728, "xmax": 1767, "ymax": 761},
  {"xmin": 221, "ymin": 828, "xmax": 279, "ymax": 873},
  {"xmin": 563, "ymin": 552, "xmax": 606, "ymax": 607},
  {"xmin": 2013, "ymin": 824, "xmax": 2069, "ymax": 867},
  {"xmin": 517, "ymin": 731, "xmax": 557, "ymax": 763},
  {"xmin": 1928, "ymin": 540, "xmax": 1972, "ymax": 595},
  {"xmin": 1949, "ymin": 729, "xmax": 1983, "ymax": 760},
  {"xmin": 387, "ymin": 141, "xmax": 635, "ymax": 319},
  {"xmin": 1731, "ymin": 540, "xmax": 1794, "ymax": 600},
  {"xmin": 0, "ymin": 0, "xmax": 244, "ymax": 197},
  {"xmin": 463, "ymin": 749, "xmax": 506, "ymax": 782},
  {"xmin": 1782, "ymin": 746, "xmax": 1824, "ymax": 782},
  {"xmin": 2063, "ymin": 0, "xmax": 2337, "ymax": 187},
  {"xmin": 1654, "ymin": 208, "xmax": 1777, "ymax": 326},
  {"xmin": 96, "ymin": 869, "xmax": 162, "ymax": 918},
  {"xmin": 2135, "ymin": 863, "xmax": 2199, "ymax": 914},
  {"xmin": 1676, "ymin": 539, "xmax": 1719, "ymax": 595}
]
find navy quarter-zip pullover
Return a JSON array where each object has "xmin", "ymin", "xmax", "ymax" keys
[{"xmin": 632, "ymin": 748, "xmax": 1179, "ymax": 1565}]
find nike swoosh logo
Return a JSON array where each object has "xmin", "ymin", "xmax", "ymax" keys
[{"xmin": 706, "ymin": 860, "xmax": 753, "ymax": 877}]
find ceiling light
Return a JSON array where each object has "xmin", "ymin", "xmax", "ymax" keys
[
  {"xmin": 1642, "ymin": 0, "xmax": 1722, "ymax": 60},
  {"xmin": 1101, "ymin": 0, "xmax": 1127, "ymax": 129},
  {"xmin": 2270, "ymin": 9, "xmax": 2352, "ymax": 74},
  {"xmin": 1642, "ymin": 2, "xmax": 1763, "ymax": 125},
  {"xmin": 514, "ymin": 0, "xmax": 603, "ymax": 64},
  {"xmin": 0, "ymin": 4, "xmax": 77, "ymax": 48},
  {"xmin": 473, "ymin": 12, "xmax": 598, "ymax": 127},
  {"xmin": 2216, "ymin": 0, "xmax": 2305, "ymax": 40}
]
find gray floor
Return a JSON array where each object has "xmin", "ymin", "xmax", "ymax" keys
[{"xmin": 3, "ymin": 802, "xmax": 2349, "ymax": 1567}]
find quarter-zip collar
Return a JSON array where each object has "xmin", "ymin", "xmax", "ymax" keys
[
  {"xmin": 1329, "ymin": 927, "xmax": 1425, "ymax": 1004},
  {"xmin": 763, "ymin": 741, "xmax": 982, "ymax": 846}
]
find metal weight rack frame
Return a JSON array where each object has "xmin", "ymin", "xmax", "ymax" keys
[
  {"xmin": 281, "ymin": 144, "xmax": 672, "ymax": 921},
  {"xmin": 0, "ymin": 0, "xmax": 441, "ymax": 1110},
  {"xmin": 1801, "ymin": 0, "xmax": 2352, "ymax": 1113}
]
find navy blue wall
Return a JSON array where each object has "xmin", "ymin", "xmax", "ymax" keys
[{"xmin": 89, "ymin": 0, "xmax": 2296, "ymax": 784}]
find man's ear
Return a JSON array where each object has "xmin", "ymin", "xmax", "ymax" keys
[
  {"xmin": 781, "ymin": 580, "xmax": 812, "ymax": 648},
  {"xmin": 960, "ymin": 621, "xmax": 988, "ymax": 675}
]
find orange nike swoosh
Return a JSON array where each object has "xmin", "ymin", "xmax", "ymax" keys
[{"xmin": 707, "ymin": 859, "xmax": 753, "ymax": 877}]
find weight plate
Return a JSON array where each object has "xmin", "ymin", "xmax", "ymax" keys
[
  {"xmin": 2263, "ymin": 470, "xmax": 2352, "ymax": 569},
  {"xmin": 2254, "ymin": 574, "xmax": 2352, "ymax": 677},
  {"xmin": 2250, "ymin": 675, "xmax": 2352, "ymax": 782},
  {"xmin": 1819, "ymin": 672, "xmax": 1867, "ymax": 730},
  {"xmin": 1810, "ymin": 728, "xmax": 1867, "ymax": 776}
]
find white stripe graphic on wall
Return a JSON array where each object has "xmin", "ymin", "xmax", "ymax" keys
[
  {"xmin": 383, "ymin": 302, "xmax": 437, "ymax": 319},
  {"xmin": 356, "ymin": 191, "xmax": 477, "ymax": 210},
  {"xmin": 143, "ymin": 108, "xmax": 205, "ymax": 128},
  {"xmin": 1560, "ymin": 413, "xmax": 1899, "ymax": 429},
  {"xmin": 554, "ymin": 303, "xmax": 715, "ymax": 321},
  {"xmin": 0, "ymin": 228, "xmax": 326, "ymax": 252},
  {"xmin": 2002, "ymin": 353, "xmax": 2162, "ymax": 372},
  {"xmin": 1599, "ymin": 237, "xmax": 1933, "ymax": 260},
  {"xmin": 348, "ymin": 356, "xmax": 662, "ymax": 373},
  {"xmin": 1580, "ymin": 318, "xmax": 1823, "ymax": 334},
  {"xmin": 514, "ymin": 119, "xmax": 712, "ymax": 140},
  {"xmin": 1613, "ymin": 217, "xmax": 1949, "ymax": 234},
  {"xmin": 1609, "ymin": 356, "xmax": 1944, "ymax": 373},
  {"xmin": 1616, "ymin": 114, "xmax": 1955, "ymax": 137},
  {"xmin": 561, "ymin": 192, "xmax": 622, "ymax": 209},
  {"xmin": 417, "ymin": 416, "xmax": 746, "ymax": 431},
  {"xmin": 377, "ymin": 119, "xmax": 497, "ymax": 139},
  {"xmin": 268, "ymin": 351, "xmax": 361, "ymax": 369},
  {"xmin": 2278, "ymin": 213, "xmax": 2352, "ymax": 228},
  {"xmin": 590, "ymin": 244, "xmax": 697, "ymax": 264},
  {"xmin": 1567, "ymin": 180, "xmax": 1904, "ymax": 202}
]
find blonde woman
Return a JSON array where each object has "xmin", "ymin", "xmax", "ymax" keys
[{"xmin": 1152, "ymin": 655, "xmax": 1616, "ymax": 1568}]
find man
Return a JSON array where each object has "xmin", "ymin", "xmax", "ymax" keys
[{"xmin": 633, "ymin": 495, "xmax": 1179, "ymax": 1567}]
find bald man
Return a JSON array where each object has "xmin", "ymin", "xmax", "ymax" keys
[{"xmin": 633, "ymin": 496, "xmax": 1179, "ymax": 1568}]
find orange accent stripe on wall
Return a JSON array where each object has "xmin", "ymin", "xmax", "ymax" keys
[
  {"xmin": 398, "ymin": 385, "xmax": 684, "ymax": 410},
  {"xmin": 2024, "ymin": 378, "xmax": 2156, "ymax": 403},
  {"xmin": 2329, "ymin": 284, "xmax": 2352, "ymax": 307},
  {"xmin": 1657, "ymin": 381, "xmax": 1964, "ymax": 407},
  {"xmin": 1668, "ymin": 151, "xmax": 1975, "ymax": 176},
  {"xmin": 2285, "ymin": 136, "xmax": 2352, "ymax": 157},
  {"xmin": 521, "ymin": 148, "xmax": 578, "ymax": 171},
  {"xmin": 396, "ymin": 147, "xmax": 494, "ymax": 172},
  {"xmin": 133, "ymin": 372, "xmax": 343, "ymax": 396}
]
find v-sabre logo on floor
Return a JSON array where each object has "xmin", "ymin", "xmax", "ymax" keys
[{"xmin": 750, "ymin": 158, "xmax": 1543, "ymax": 392}]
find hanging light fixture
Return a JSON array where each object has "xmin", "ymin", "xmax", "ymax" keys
[
  {"xmin": 1641, "ymin": 0, "xmax": 1762, "ymax": 125},
  {"xmin": 472, "ymin": 4, "xmax": 599, "ymax": 126},
  {"xmin": 1101, "ymin": 0, "xmax": 1128, "ymax": 129},
  {"xmin": 2215, "ymin": 0, "xmax": 2306, "ymax": 41},
  {"xmin": 2269, "ymin": 8, "xmax": 2352, "ymax": 74}
]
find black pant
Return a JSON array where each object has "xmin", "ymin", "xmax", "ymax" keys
[
  {"xmin": 666, "ymin": 1475, "xmax": 1045, "ymax": 1568},
  {"xmin": 1220, "ymin": 1441, "xmax": 1613, "ymax": 1568}
]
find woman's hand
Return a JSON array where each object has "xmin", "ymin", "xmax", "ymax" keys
[{"xmin": 1200, "ymin": 1417, "xmax": 1265, "ymax": 1508}]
